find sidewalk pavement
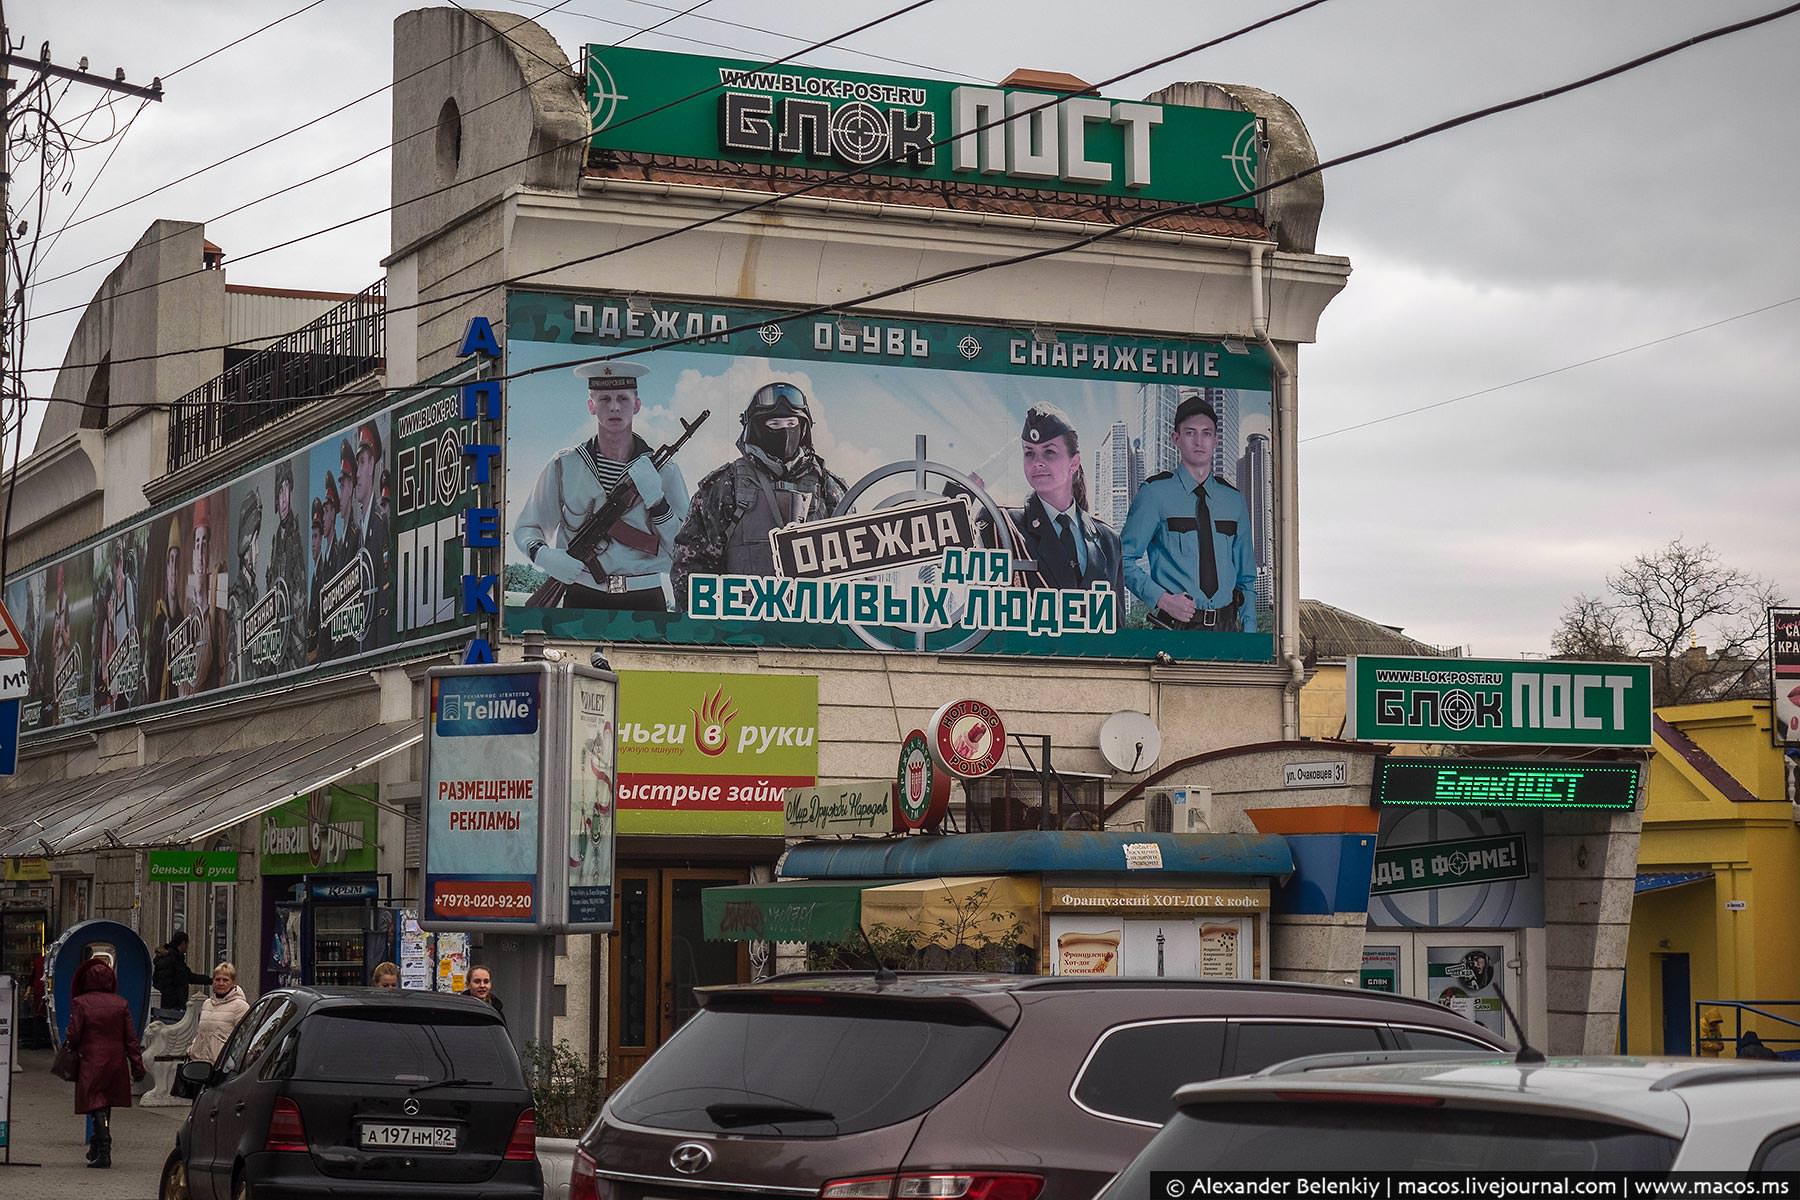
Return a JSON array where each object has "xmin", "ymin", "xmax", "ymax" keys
[{"xmin": 5, "ymin": 1047, "xmax": 185, "ymax": 1199}]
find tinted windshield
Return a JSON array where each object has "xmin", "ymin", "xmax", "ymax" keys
[
  {"xmin": 1101, "ymin": 1102, "xmax": 1678, "ymax": 1191},
  {"xmin": 609, "ymin": 999, "xmax": 1008, "ymax": 1135},
  {"xmin": 292, "ymin": 1011, "xmax": 524, "ymax": 1088}
]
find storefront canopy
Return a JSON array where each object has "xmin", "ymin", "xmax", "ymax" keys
[
  {"xmin": 777, "ymin": 831, "xmax": 1294, "ymax": 881},
  {"xmin": 702, "ymin": 874, "xmax": 1042, "ymax": 946},
  {"xmin": 0, "ymin": 721, "xmax": 419, "ymax": 858},
  {"xmin": 1635, "ymin": 870, "xmax": 1714, "ymax": 895}
]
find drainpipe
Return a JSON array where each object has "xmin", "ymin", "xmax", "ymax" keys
[{"xmin": 1250, "ymin": 242, "xmax": 1305, "ymax": 740}]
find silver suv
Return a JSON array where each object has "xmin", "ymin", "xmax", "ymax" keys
[{"xmin": 1098, "ymin": 1056, "xmax": 1800, "ymax": 1187}]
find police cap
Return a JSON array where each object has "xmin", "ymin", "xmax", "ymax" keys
[
  {"xmin": 1021, "ymin": 403, "xmax": 1077, "ymax": 448},
  {"xmin": 1173, "ymin": 393, "xmax": 1219, "ymax": 433}
]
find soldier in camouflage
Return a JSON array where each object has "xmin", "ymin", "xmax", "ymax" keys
[
  {"xmin": 672, "ymin": 382, "xmax": 847, "ymax": 611},
  {"xmin": 267, "ymin": 460, "xmax": 310, "ymax": 674}
]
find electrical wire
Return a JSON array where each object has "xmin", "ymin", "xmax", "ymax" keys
[
  {"xmin": 21, "ymin": 0, "xmax": 950, "ymax": 329},
  {"xmin": 162, "ymin": 0, "xmax": 330, "ymax": 80},
  {"xmin": 611, "ymin": 0, "xmax": 716, "ymax": 49}
]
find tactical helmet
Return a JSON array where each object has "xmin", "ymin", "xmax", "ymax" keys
[{"xmin": 741, "ymin": 381, "xmax": 812, "ymax": 465}]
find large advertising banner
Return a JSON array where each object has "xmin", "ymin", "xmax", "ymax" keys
[
  {"xmin": 1, "ymin": 387, "xmax": 474, "ymax": 735},
  {"xmin": 504, "ymin": 292, "xmax": 1277, "ymax": 662},
  {"xmin": 566, "ymin": 671, "xmax": 616, "ymax": 927},
  {"xmin": 616, "ymin": 670, "xmax": 818, "ymax": 835},
  {"xmin": 1772, "ymin": 608, "xmax": 1800, "ymax": 746},
  {"xmin": 424, "ymin": 671, "xmax": 545, "ymax": 925},
  {"xmin": 1346, "ymin": 656, "xmax": 1654, "ymax": 747}
]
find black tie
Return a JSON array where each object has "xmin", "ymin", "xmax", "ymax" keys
[
  {"xmin": 1056, "ymin": 515, "xmax": 1080, "ymax": 581},
  {"xmin": 1193, "ymin": 484, "xmax": 1219, "ymax": 598}
]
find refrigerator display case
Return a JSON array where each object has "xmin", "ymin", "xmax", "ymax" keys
[
  {"xmin": 1, "ymin": 908, "xmax": 47, "ymax": 981},
  {"xmin": 268, "ymin": 877, "xmax": 398, "ymax": 987}
]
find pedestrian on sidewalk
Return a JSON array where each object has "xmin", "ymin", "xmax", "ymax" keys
[
  {"xmin": 151, "ymin": 931, "xmax": 210, "ymax": 1019},
  {"xmin": 65, "ymin": 957, "xmax": 147, "ymax": 1169},
  {"xmin": 372, "ymin": 961, "xmax": 400, "ymax": 988},
  {"xmin": 186, "ymin": 963, "xmax": 250, "ymax": 1067},
  {"xmin": 468, "ymin": 964, "xmax": 506, "ymax": 1026}
]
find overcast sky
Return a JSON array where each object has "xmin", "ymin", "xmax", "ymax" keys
[{"xmin": 13, "ymin": 0, "xmax": 1797, "ymax": 657}]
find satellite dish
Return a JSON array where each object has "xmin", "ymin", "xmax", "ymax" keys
[{"xmin": 1099, "ymin": 711, "xmax": 1161, "ymax": 775}]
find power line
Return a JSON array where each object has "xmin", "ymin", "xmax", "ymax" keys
[
  {"xmin": 27, "ymin": 97, "xmax": 151, "ymax": 282},
  {"xmin": 24, "ymin": 0, "xmax": 1799, "ymax": 391},
  {"xmin": 22, "ymin": 0, "xmax": 950, "ymax": 329},
  {"xmin": 1299, "ymin": 293, "xmax": 1800, "ymax": 445},
  {"xmin": 163, "ymin": 0, "xmax": 329, "ymax": 80},
  {"xmin": 612, "ymin": 0, "xmax": 716, "ymax": 49}
]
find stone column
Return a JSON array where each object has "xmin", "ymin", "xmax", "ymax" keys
[{"xmin": 1543, "ymin": 806, "xmax": 1642, "ymax": 1054}]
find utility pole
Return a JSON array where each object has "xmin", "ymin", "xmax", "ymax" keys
[{"xmin": 0, "ymin": 12, "xmax": 161, "ymax": 579}]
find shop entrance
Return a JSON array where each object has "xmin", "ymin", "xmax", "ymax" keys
[
  {"xmin": 1361, "ymin": 931, "xmax": 1522, "ymax": 1042},
  {"xmin": 605, "ymin": 866, "xmax": 750, "ymax": 1091}
]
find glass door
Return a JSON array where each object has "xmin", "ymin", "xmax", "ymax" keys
[{"xmin": 1412, "ymin": 932, "xmax": 1519, "ymax": 1041}]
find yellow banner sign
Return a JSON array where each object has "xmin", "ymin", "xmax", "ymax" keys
[
  {"xmin": 2, "ymin": 857, "xmax": 51, "ymax": 882},
  {"xmin": 1043, "ymin": 885, "xmax": 1268, "ymax": 914}
]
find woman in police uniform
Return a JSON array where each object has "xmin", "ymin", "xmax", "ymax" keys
[{"xmin": 1004, "ymin": 404, "xmax": 1123, "ymax": 597}]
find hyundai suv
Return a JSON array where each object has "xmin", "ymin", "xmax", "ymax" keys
[
  {"xmin": 161, "ymin": 986, "xmax": 541, "ymax": 1200},
  {"xmin": 574, "ymin": 973, "xmax": 1511, "ymax": 1200}
]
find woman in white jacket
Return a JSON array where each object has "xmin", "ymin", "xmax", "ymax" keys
[{"xmin": 185, "ymin": 963, "xmax": 250, "ymax": 1067}]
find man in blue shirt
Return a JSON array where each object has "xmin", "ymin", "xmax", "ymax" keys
[{"xmin": 1121, "ymin": 394, "xmax": 1257, "ymax": 632}]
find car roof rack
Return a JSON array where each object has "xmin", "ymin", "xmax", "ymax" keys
[
  {"xmin": 1648, "ymin": 1063, "xmax": 1800, "ymax": 1091},
  {"xmin": 1253, "ymin": 1049, "xmax": 1503, "ymax": 1077}
]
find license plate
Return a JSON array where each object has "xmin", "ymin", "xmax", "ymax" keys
[{"xmin": 360, "ymin": 1122, "xmax": 457, "ymax": 1150}]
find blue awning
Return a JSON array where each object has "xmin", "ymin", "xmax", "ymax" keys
[
  {"xmin": 778, "ymin": 831, "xmax": 1294, "ymax": 880},
  {"xmin": 1636, "ymin": 870, "xmax": 1714, "ymax": 895}
]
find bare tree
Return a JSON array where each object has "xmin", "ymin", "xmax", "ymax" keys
[{"xmin": 1551, "ymin": 540, "xmax": 1783, "ymax": 706}]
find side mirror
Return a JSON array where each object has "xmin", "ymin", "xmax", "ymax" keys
[{"xmin": 179, "ymin": 1060, "xmax": 216, "ymax": 1090}]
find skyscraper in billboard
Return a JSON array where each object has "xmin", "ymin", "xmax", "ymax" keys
[
  {"xmin": 1238, "ymin": 432, "xmax": 1274, "ymax": 612},
  {"xmin": 1135, "ymin": 385, "xmax": 1179, "ymax": 480},
  {"xmin": 1096, "ymin": 421, "xmax": 1137, "ymax": 531}
]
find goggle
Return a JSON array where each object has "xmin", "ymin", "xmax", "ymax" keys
[{"xmin": 749, "ymin": 383, "xmax": 809, "ymax": 411}]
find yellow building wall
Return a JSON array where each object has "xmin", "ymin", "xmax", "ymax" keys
[
  {"xmin": 1627, "ymin": 700, "xmax": 1800, "ymax": 1056},
  {"xmin": 1300, "ymin": 664, "xmax": 1347, "ymax": 741}
]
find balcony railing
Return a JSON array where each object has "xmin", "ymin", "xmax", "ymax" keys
[{"xmin": 167, "ymin": 279, "xmax": 385, "ymax": 474}]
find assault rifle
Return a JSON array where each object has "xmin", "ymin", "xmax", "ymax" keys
[{"xmin": 526, "ymin": 409, "xmax": 711, "ymax": 608}]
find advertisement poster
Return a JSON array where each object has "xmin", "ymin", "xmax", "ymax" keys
[
  {"xmin": 1369, "ymin": 808, "xmax": 1544, "ymax": 930},
  {"xmin": 1, "ymin": 386, "xmax": 472, "ymax": 735},
  {"xmin": 424, "ymin": 671, "xmax": 544, "ymax": 925},
  {"xmin": 1048, "ymin": 915, "xmax": 1253, "ymax": 978},
  {"xmin": 436, "ymin": 930, "xmax": 470, "ymax": 992},
  {"xmin": 398, "ymin": 909, "xmax": 434, "ymax": 990},
  {"xmin": 616, "ymin": 670, "xmax": 818, "ymax": 835},
  {"xmin": 1360, "ymin": 944, "xmax": 1400, "ymax": 993},
  {"xmin": 1425, "ymin": 944, "xmax": 1506, "ymax": 1037},
  {"xmin": 505, "ymin": 292, "xmax": 1276, "ymax": 664},
  {"xmin": 1773, "ymin": 608, "xmax": 1800, "ymax": 746},
  {"xmin": 567, "ymin": 672, "xmax": 616, "ymax": 927},
  {"xmin": 260, "ymin": 786, "xmax": 377, "ymax": 876},
  {"xmin": 0, "ymin": 972, "xmax": 12, "ymax": 1149}
]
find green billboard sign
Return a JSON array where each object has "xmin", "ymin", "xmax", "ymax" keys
[
  {"xmin": 584, "ymin": 46, "xmax": 1260, "ymax": 208},
  {"xmin": 260, "ymin": 785, "xmax": 378, "ymax": 875},
  {"xmin": 147, "ymin": 850, "xmax": 239, "ymax": 884},
  {"xmin": 1346, "ymin": 656, "xmax": 1653, "ymax": 747}
]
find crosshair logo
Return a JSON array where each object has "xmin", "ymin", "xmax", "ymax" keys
[
  {"xmin": 586, "ymin": 54, "xmax": 629, "ymax": 135},
  {"xmin": 1224, "ymin": 119, "xmax": 1259, "ymax": 193},
  {"xmin": 1440, "ymin": 689, "xmax": 1477, "ymax": 731},
  {"xmin": 758, "ymin": 323, "xmax": 784, "ymax": 346},
  {"xmin": 830, "ymin": 102, "xmax": 891, "ymax": 166},
  {"xmin": 957, "ymin": 335, "xmax": 982, "ymax": 360}
]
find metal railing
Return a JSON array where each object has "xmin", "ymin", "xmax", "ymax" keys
[
  {"xmin": 1693, "ymin": 999, "xmax": 1800, "ymax": 1059},
  {"xmin": 167, "ymin": 279, "xmax": 385, "ymax": 473}
]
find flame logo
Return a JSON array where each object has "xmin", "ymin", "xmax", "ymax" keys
[{"xmin": 692, "ymin": 685, "xmax": 737, "ymax": 757}]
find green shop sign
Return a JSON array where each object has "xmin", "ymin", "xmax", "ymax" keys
[
  {"xmin": 1346, "ymin": 656, "xmax": 1653, "ymax": 747},
  {"xmin": 584, "ymin": 46, "xmax": 1260, "ymax": 208},
  {"xmin": 260, "ymin": 785, "xmax": 378, "ymax": 875},
  {"xmin": 147, "ymin": 850, "xmax": 239, "ymax": 884},
  {"xmin": 1371, "ymin": 833, "xmax": 1530, "ymax": 896},
  {"xmin": 1374, "ymin": 757, "xmax": 1641, "ymax": 812}
]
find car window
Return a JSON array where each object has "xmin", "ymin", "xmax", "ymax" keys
[
  {"xmin": 1752, "ymin": 1128, "xmax": 1800, "ymax": 1171},
  {"xmin": 215, "ymin": 995, "xmax": 280, "ymax": 1076},
  {"xmin": 1074, "ymin": 1021, "xmax": 1229, "ymax": 1125},
  {"xmin": 294, "ymin": 1010, "xmax": 524, "ymax": 1088},
  {"xmin": 1396, "ymin": 1027, "xmax": 1504, "ymax": 1054},
  {"xmin": 238, "ymin": 999, "xmax": 294, "ymax": 1076},
  {"xmin": 1228, "ymin": 1021, "xmax": 1387, "ymax": 1075},
  {"xmin": 609, "ymin": 998, "xmax": 1008, "ymax": 1135},
  {"xmin": 1100, "ymin": 1102, "xmax": 1678, "ymax": 1193}
]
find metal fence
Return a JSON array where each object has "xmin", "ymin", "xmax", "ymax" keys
[{"xmin": 167, "ymin": 280, "xmax": 385, "ymax": 473}]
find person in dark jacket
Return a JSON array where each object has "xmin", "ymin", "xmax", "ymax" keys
[
  {"xmin": 66, "ymin": 958, "xmax": 147, "ymax": 1169},
  {"xmin": 151, "ymin": 931, "xmax": 210, "ymax": 1014},
  {"xmin": 468, "ymin": 964, "xmax": 506, "ymax": 1026},
  {"xmin": 1738, "ymin": 1031, "xmax": 1780, "ymax": 1060}
]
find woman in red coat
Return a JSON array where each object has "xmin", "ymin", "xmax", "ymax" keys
[{"xmin": 65, "ymin": 957, "xmax": 147, "ymax": 1169}]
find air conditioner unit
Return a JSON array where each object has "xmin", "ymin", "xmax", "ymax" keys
[{"xmin": 1148, "ymin": 786, "xmax": 1211, "ymax": 834}]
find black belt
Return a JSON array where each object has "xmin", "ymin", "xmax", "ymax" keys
[{"xmin": 1148, "ymin": 595, "xmax": 1242, "ymax": 632}]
